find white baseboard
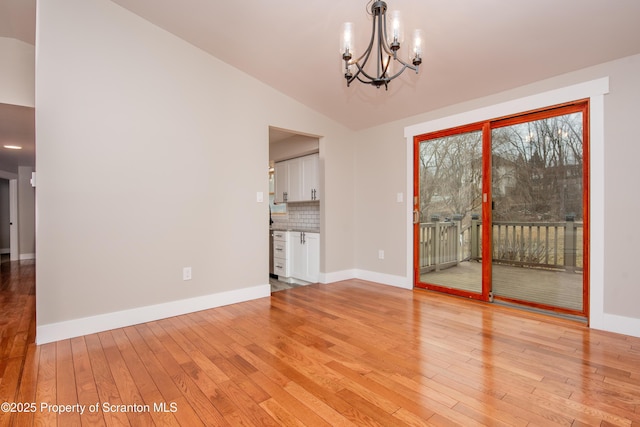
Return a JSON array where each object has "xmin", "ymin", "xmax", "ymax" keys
[
  {"xmin": 36, "ymin": 284, "xmax": 271, "ymax": 344},
  {"xmin": 319, "ymin": 269, "xmax": 357, "ymax": 284},
  {"xmin": 19, "ymin": 253, "xmax": 35, "ymax": 260},
  {"xmin": 320, "ymin": 269, "xmax": 411, "ymax": 290},
  {"xmin": 354, "ymin": 269, "xmax": 412, "ymax": 289},
  {"xmin": 595, "ymin": 313, "xmax": 640, "ymax": 339}
]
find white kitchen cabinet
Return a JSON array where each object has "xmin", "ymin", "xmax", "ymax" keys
[
  {"xmin": 301, "ymin": 154, "xmax": 320, "ymax": 201},
  {"xmin": 274, "ymin": 162, "xmax": 288, "ymax": 204},
  {"xmin": 274, "ymin": 153, "xmax": 320, "ymax": 203},
  {"xmin": 272, "ymin": 230, "xmax": 289, "ymax": 278},
  {"xmin": 289, "ymin": 231, "xmax": 320, "ymax": 283},
  {"xmin": 287, "ymin": 157, "xmax": 303, "ymax": 202},
  {"xmin": 305, "ymin": 232, "xmax": 320, "ymax": 280}
]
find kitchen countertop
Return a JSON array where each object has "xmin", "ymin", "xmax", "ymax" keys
[{"xmin": 271, "ymin": 227, "xmax": 320, "ymax": 233}]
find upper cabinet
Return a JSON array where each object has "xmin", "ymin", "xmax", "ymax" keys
[
  {"xmin": 274, "ymin": 153, "xmax": 320, "ymax": 203},
  {"xmin": 301, "ymin": 154, "xmax": 320, "ymax": 202},
  {"xmin": 274, "ymin": 161, "xmax": 289, "ymax": 204}
]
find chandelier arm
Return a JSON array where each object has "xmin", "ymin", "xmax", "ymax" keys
[
  {"xmin": 377, "ymin": 8, "xmax": 406, "ymax": 78},
  {"xmin": 352, "ymin": 62, "xmax": 382, "ymax": 83},
  {"xmin": 351, "ymin": 15, "xmax": 378, "ymax": 68},
  {"xmin": 379, "ymin": 9, "xmax": 393, "ymax": 58},
  {"xmin": 354, "ymin": 74, "xmax": 384, "ymax": 86},
  {"xmin": 347, "ymin": 61, "xmax": 383, "ymax": 85},
  {"xmin": 352, "ymin": 60, "xmax": 417, "ymax": 85},
  {"xmin": 385, "ymin": 63, "xmax": 411, "ymax": 81},
  {"xmin": 392, "ymin": 56, "xmax": 418, "ymax": 72},
  {"xmin": 377, "ymin": 12, "xmax": 386, "ymax": 78}
]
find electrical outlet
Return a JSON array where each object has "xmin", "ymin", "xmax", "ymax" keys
[
  {"xmin": 378, "ymin": 250, "xmax": 384, "ymax": 260},
  {"xmin": 183, "ymin": 267, "xmax": 192, "ymax": 281}
]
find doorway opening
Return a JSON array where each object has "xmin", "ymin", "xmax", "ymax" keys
[{"xmin": 268, "ymin": 126, "xmax": 322, "ymax": 293}]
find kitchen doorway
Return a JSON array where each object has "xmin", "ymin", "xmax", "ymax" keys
[{"xmin": 268, "ymin": 126, "xmax": 321, "ymax": 292}]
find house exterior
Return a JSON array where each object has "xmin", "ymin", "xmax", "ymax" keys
[{"xmin": 2, "ymin": 0, "xmax": 639, "ymax": 342}]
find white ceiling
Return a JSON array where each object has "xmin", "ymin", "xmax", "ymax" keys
[{"xmin": 3, "ymin": 0, "xmax": 640, "ymax": 171}]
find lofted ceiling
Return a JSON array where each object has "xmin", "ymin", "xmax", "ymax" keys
[{"xmin": 2, "ymin": 0, "xmax": 640, "ymax": 172}]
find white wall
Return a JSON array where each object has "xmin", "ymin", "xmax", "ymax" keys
[
  {"xmin": 353, "ymin": 53, "xmax": 640, "ymax": 337},
  {"xmin": 0, "ymin": 37, "xmax": 35, "ymax": 107},
  {"xmin": 35, "ymin": 0, "xmax": 355, "ymax": 343},
  {"xmin": 354, "ymin": 124, "xmax": 408, "ymax": 285}
]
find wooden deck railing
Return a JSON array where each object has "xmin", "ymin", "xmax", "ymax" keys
[{"xmin": 419, "ymin": 216, "xmax": 583, "ymax": 273}]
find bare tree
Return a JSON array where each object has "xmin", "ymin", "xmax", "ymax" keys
[
  {"xmin": 419, "ymin": 131, "xmax": 482, "ymax": 223},
  {"xmin": 418, "ymin": 112, "xmax": 583, "ymax": 223},
  {"xmin": 492, "ymin": 112, "xmax": 583, "ymax": 221}
]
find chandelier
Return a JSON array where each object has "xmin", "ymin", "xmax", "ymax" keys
[{"xmin": 340, "ymin": 1, "xmax": 423, "ymax": 90}]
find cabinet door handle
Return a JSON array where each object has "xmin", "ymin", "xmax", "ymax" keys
[
  {"xmin": 302, "ymin": 232, "xmax": 306, "ymax": 244},
  {"xmin": 283, "ymin": 192, "xmax": 288, "ymax": 202}
]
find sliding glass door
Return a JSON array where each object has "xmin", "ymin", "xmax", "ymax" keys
[
  {"xmin": 490, "ymin": 107, "xmax": 587, "ymax": 314},
  {"xmin": 414, "ymin": 101, "xmax": 589, "ymax": 317},
  {"xmin": 414, "ymin": 126, "xmax": 484, "ymax": 299}
]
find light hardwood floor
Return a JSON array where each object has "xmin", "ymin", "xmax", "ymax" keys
[{"xmin": 1, "ymin": 258, "xmax": 639, "ymax": 426}]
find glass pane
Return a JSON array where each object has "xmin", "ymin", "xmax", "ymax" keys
[
  {"xmin": 491, "ymin": 112, "xmax": 584, "ymax": 312},
  {"xmin": 418, "ymin": 130, "xmax": 483, "ymax": 294}
]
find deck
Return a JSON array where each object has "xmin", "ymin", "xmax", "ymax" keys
[{"xmin": 420, "ymin": 261, "xmax": 584, "ymax": 311}]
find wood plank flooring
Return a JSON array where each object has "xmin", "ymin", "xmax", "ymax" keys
[{"xmin": 2, "ymin": 257, "xmax": 640, "ymax": 426}]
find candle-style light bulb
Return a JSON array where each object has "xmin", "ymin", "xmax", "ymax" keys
[
  {"xmin": 410, "ymin": 29, "xmax": 424, "ymax": 66},
  {"xmin": 388, "ymin": 10, "xmax": 404, "ymax": 48},
  {"xmin": 341, "ymin": 22, "xmax": 354, "ymax": 60}
]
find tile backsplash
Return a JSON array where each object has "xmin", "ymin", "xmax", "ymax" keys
[{"xmin": 272, "ymin": 201, "xmax": 320, "ymax": 231}]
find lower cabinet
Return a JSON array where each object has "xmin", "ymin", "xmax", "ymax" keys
[
  {"xmin": 289, "ymin": 231, "xmax": 320, "ymax": 283},
  {"xmin": 272, "ymin": 230, "xmax": 289, "ymax": 278}
]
